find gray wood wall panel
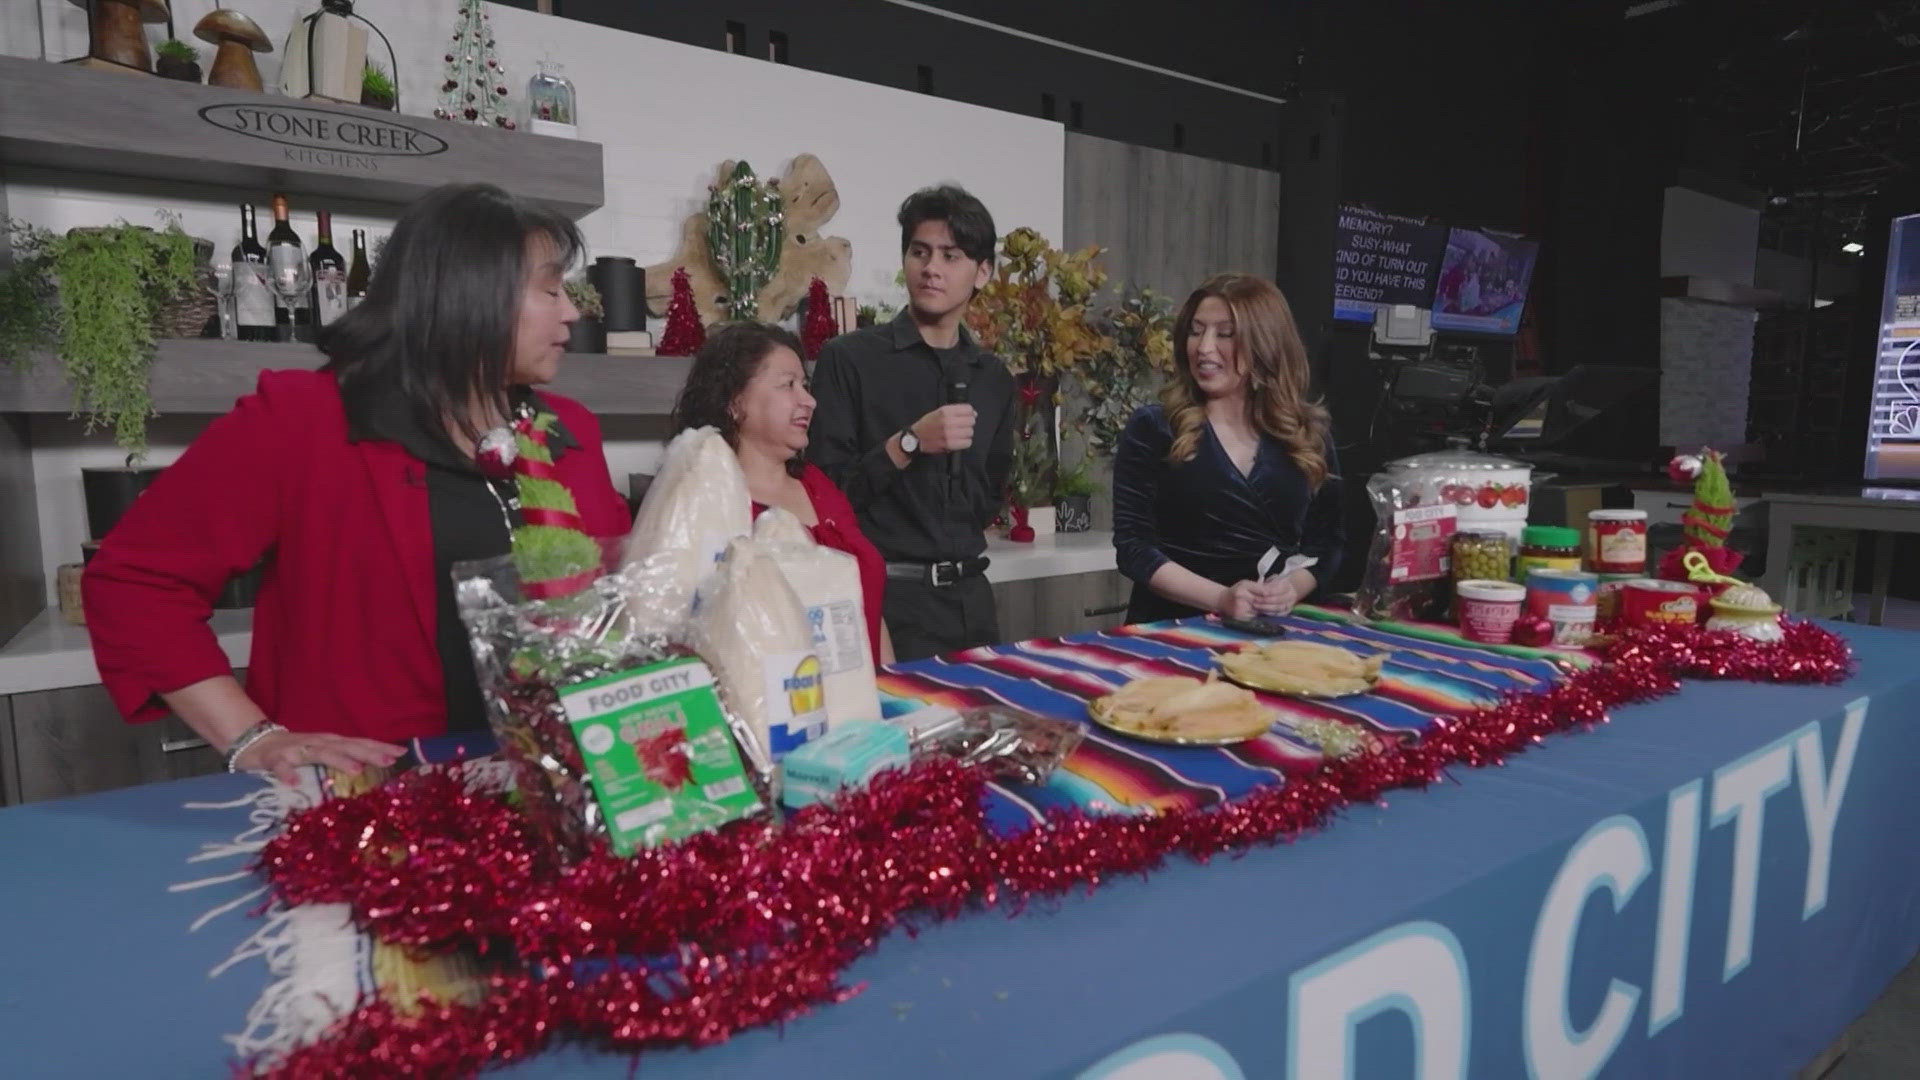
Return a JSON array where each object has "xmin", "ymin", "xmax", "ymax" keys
[
  {"xmin": 991, "ymin": 569, "xmax": 1130, "ymax": 643},
  {"xmin": 11, "ymin": 682, "xmax": 155, "ymax": 803},
  {"xmin": 0, "ymin": 413, "xmax": 43, "ymax": 643},
  {"xmin": 1063, "ymin": 132, "xmax": 1281, "ymax": 302},
  {"xmin": 1, "ymin": 696, "xmax": 18, "ymax": 807},
  {"xmin": 1058, "ymin": 136, "xmax": 1280, "ymax": 536},
  {"xmin": 8, "ymin": 680, "xmax": 230, "ymax": 804}
]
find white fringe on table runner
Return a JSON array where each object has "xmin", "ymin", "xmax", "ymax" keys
[{"xmin": 170, "ymin": 766, "xmax": 372, "ymax": 1068}]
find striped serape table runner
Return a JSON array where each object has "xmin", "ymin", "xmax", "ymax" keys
[{"xmin": 877, "ymin": 606, "xmax": 1586, "ymax": 832}]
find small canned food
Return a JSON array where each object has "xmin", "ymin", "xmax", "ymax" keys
[
  {"xmin": 1593, "ymin": 573, "xmax": 1639, "ymax": 624},
  {"xmin": 1619, "ymin": 578, "xmax": 1699, "ymax": 627},
  {"xmin": 1525, "ymin": 568, "xmax": 1598, "ymax": 647},
  {"xmin": 1588, "ymin": 510, "xmax": 1649, "ymax": 574},
  {"xmin": 1451, "ymin": 530, "xmax": 1512, "ymax": 582}
]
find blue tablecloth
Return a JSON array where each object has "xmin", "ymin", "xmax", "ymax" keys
[{"xmin": 3, "ymin": 621, "xmax": 1917, "ymax": 1079}]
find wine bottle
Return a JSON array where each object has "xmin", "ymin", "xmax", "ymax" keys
[
  {"xmin": 310, "ymin": 211, "xmax": 348, "ymax": 329},
  {"xmin": 232, "ymin": 204, "xmax": 274, "ymax": 343},
  {"xmin": 265, "ymin": 193, "xmax": 311, "ymax": 343},
  {"xmin": 346, "ymin": 228, "xmax": 370, "ymax": 307}
]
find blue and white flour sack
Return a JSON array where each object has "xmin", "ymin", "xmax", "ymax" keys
[{"xmin": 753, "ymin": 508, "xmax": 881, "ymax": 727}]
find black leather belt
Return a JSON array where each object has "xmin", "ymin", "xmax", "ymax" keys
[{"xmin": 885, "ymin": 557, "xmax": 990, "ymax": 587}]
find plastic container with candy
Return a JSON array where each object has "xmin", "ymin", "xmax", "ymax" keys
[
  {"xmin": 1388, "ymin": 449, "xmax": 1534, "ymax": 545},
  {"xmin": 1357, "ymin": 449, "xmax": 1534, "ymax": 622}
]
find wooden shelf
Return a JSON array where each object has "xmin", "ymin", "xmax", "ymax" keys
[
  {"xmin": 0, "ymin": 56, "xmax": 602, "ymax": 218},
  {"xmin": 0, "ymin": 340, "xmax": 690, "ymax": 418}
]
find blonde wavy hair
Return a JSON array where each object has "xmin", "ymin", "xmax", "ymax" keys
[{"xmin": 1160, "ymin": 273, "xmax": 1331, "ymax": 489}]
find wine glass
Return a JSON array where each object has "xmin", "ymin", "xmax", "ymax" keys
[{"xmin": 266, "ymin": 245, "xmax": 311, "ymax": 342}]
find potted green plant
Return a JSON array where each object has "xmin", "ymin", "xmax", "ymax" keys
[
  {"xmin": 0, "ymin": 216, "xmax": 202, "ymax": 458},
  {"xmin": 360, "ymin": 61, "xmax": 397, "ymax": 111},
  {"xmin": 564, "ymin": 276, "xmax": 606, "ymax": 353},
  {"xmin": 1053, "ymin": 457, "xmax": 1100, "ymax": 534},
  {"xmin": 154, "ymin": 38, "xmax": 202, "ymax": 82}
]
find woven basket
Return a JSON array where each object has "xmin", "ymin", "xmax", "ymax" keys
[
  {"xmin": 155, "ymin": 288, "xmax": 219, "ymax": 339},
  {"xmin": 154, "ymin": 235, "xmax": 220, "ymax": 339}
]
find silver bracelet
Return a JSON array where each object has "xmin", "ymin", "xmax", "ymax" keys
[{"xmin": 224, "ymin": 720, "xmax": 287, "ymax": 773}]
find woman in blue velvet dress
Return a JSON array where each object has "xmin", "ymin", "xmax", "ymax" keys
[{"xmin": 1112, "ymin": 273, "xmax": 1344, "ymax": 624}]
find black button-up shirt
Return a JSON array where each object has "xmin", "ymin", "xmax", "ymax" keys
[{"xmin": 807, "ymin": 312, "xmax": 1016, "ymax": 563}]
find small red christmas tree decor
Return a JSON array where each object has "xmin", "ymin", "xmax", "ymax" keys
[
  {"xmin": 800, "ymin": 277, "xmax": 839, "ymax": 360},
  {"xmin": 656, "ymin": 267, "xmax": 706, "ymax": 356}
]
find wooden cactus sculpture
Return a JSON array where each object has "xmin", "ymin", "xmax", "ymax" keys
[{"xmin": 705, "ymin": 161, "xmax": 785, "ymax": 320}]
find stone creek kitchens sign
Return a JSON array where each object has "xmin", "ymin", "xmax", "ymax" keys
[{"xmin": 197, "ymin": 103, "xmax": 448, "ymax": 172}]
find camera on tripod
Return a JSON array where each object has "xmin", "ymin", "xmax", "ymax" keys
[{"xmin": 1366, "ymin": 305, "xmax": 1494, "ymax": 453}]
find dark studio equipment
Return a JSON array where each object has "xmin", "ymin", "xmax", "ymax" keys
[
  {"xmin": 1485, "ymin": 364, "xmax": 1661, "ymax": 471},
  {"xmin": 1362, "ymin": 304, "xmax": 1495, "ymax": 457}
]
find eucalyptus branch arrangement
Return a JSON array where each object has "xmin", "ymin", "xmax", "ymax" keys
[{"xmin": 1070, "ymin": 287, "xmax": 1176, "ymax": 456}]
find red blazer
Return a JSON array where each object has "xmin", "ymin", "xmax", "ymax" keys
[
  {"xmin": 752, "ymin": 463, "xmax": 887, "ymax": 665},
  {"xmin": 83, "ymin": 369, "xmax": 631, "ymax": 740}
]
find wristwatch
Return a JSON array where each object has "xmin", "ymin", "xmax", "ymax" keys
[{"xmin": 898, "ymin": 429, "xmax": 921, "ymax": 456}]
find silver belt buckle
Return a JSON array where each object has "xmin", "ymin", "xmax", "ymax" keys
[{"xmin": 930, "ymin": 561, "xmax": 960, "ymax": 588}]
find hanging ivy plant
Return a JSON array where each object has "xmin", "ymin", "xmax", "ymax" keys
[{"xmin": 0, "ymin": 216, "xmax": 198, "ymax": 458}]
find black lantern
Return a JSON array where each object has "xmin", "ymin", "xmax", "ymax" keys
[{"xmin": 286, "ymin": 0, "xmax": 400, "ymax": 109}]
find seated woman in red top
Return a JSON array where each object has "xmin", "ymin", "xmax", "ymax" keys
[
  {"xmin": 83, "ymin": 183, "xmax": 629, "ymax": 782},
  {"xmin": 670, "ymin": 322, "xmax": 893, "ymax": 664}
]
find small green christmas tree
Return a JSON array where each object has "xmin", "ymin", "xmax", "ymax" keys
[{"xmin": 1659, "ymin": 448, "xmax": 1745, "ymax": 581}]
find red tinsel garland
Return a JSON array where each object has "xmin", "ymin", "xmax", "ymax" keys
[{"xmin": 251, "ymin": 621, "xmax": 1853, "ymax": 1079}]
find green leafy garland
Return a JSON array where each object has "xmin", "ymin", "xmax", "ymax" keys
[{"xmin": 0, "ymin": 217, "xmax": 198, "ymax": 457}]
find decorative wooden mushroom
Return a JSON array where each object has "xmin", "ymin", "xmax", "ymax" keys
[
  {"xmin": 194, "ymin": 9, "xmax": 273, "ymax": 91},
  {"xmin": 65, "ymin": 0, "xmax": 171, "ymax": 74}
]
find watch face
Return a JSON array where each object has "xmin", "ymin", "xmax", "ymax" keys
[{"xmin": 901, "ymin": 430, "xmax": 920, "ymax": 454}]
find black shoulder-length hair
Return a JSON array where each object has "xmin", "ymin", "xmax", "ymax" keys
[
  {"xmin": 319, "ymin": 183, "xmax": 584, "ymax": 448},
  {"xmin": 672, "ymin": 321, "xmax": 807, "ymax": 477}
]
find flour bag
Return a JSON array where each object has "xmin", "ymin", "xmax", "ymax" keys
[
  {"xmin": 622, "ymin": 426, "xmax": 751, "ymax": 591},
  {"xmin": 752, "ymin": 509, "xmax": 881, "ymax": 726},
  {"xmin": 680, "ymin": 537, "xmax": 826, "ymax": 762}
]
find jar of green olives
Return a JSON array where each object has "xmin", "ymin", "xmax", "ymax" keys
[{"xmin": 1451, "ymin": 530, "xmax": 1512, "ymax": 582}]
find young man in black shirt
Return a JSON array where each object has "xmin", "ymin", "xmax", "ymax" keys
[{"xmin": 808, "ymin": 186, "xmax": 1015, "ymax": 661}]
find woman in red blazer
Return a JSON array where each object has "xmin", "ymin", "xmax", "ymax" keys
[
  {"xmin": 669, "ymin": 322, "xmax": 892, "ymax": 663},
  {"xmin": 84, "ymin": 184, "xmax": 629, "ymax": 781}
]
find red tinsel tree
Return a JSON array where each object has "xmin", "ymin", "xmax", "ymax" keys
[
  {"xmin": 800, "ymin": 278, "xmax": 838, "ymax": 360},
  {"xmin": 656, "ymin": 267, "xmax": 705, "ymax": 356}
]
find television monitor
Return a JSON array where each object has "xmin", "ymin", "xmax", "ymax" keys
[
  {"xmin": 1865, "ymin": 212, "xmax": 1920, "ymax": 482},
  {"xmin": 1430, "ymin": 227, "xmax": 1540, "ymax": 336}
]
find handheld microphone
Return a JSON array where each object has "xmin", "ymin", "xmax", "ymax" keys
[{"xmin": 946, "ymin": 377, "xmax": 969, "ymax": 481}]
